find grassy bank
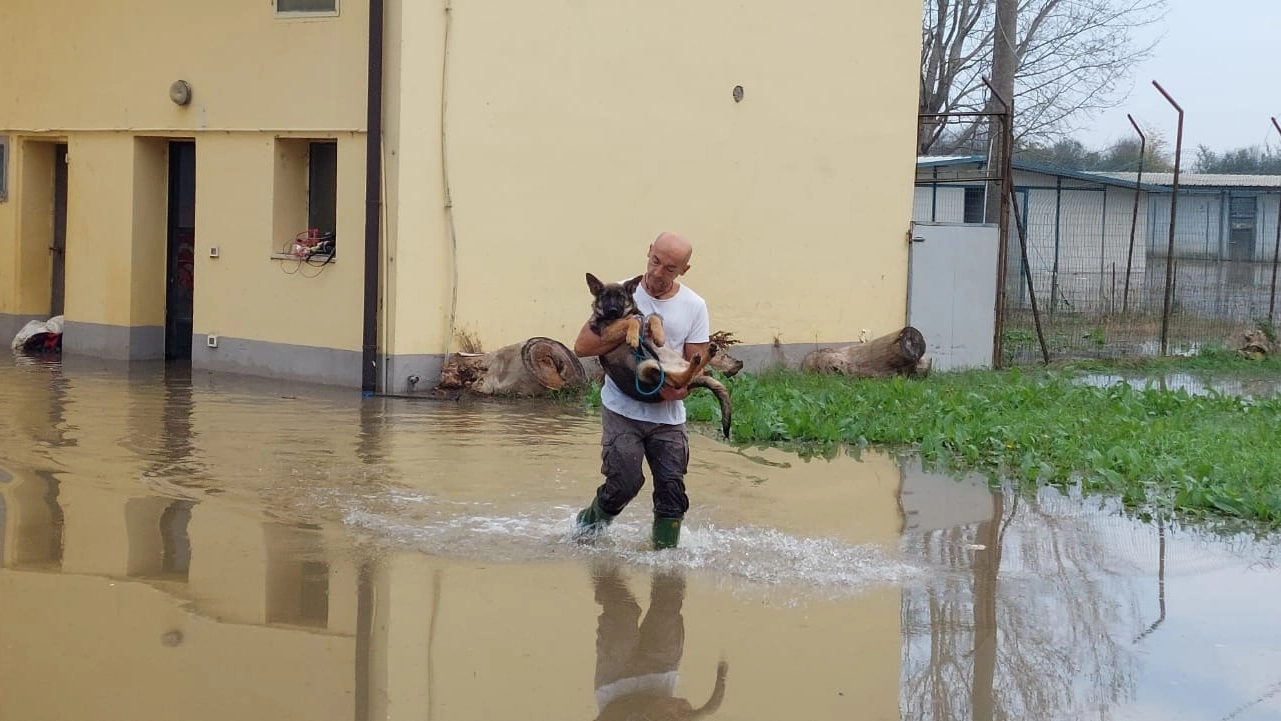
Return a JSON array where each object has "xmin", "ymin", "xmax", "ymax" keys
[{"xmin": 590, "ymin": 352, "xmax": 1281, "ymax": 528}]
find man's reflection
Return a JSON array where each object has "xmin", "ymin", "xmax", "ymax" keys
[{"xmin": 590, "ymin": 563, "xmax": 728, "ymax": 721}]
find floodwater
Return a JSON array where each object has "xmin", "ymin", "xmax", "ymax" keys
[
  {"xmin": 1, "ymin": 358, "xmax": 1279, "ymax": 721},
  {"xmin": 1079, "ymin": 370, "xmax": 1281, "ymax": 400}
]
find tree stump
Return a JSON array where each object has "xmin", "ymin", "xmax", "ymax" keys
[
  {"xmin": 800, "ymin": 327, "xmax": 930, "ymax": 378},
  {"xmin": 434, "ymin": 337, "xmax": 588, "ymax": 395},
  {"xmin": 1237, "ymin": 329, "xmax": 1273, "ymax": 360}
]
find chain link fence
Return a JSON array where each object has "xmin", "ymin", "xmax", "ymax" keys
[
  {"xmin": 916, "ymin": 148, "xmax": 1281, "ymax": 365},
  {"xmin": 1000, "ymin": 181, "xmax": 1281, "ymax": 364}
]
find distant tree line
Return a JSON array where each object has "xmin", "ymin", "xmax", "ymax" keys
[
  {"xmin": 1014, "ymin": 137, "xmax": 1281, "ymax": 174},
  {"xmin": 1192, "ymin": 145, "xmax": 1281, "ymax": 174}
]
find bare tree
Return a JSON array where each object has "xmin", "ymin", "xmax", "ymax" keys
[{"xmin": 919, "ymin": 0, "xmax": 1167, "ymax": 155}]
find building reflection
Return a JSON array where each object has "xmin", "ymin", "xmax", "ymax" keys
[
  {"xmin": 2, "ymin": 469, "xmax": 65, "ymax": 570},
  {"xmin": 0, "ymin": 462, "xmax": 359, "ymax": 721}
]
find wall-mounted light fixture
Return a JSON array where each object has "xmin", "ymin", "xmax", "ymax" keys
[
  {"xmin": 732, "ymin": 85, "xmax": 744, "ymax": 103},
  {"xmin": 169, "ymin": 80, "xmax": 193, "ymax": 106}
]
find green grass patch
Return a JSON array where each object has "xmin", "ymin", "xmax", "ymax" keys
[{"xmin": 583, "ymin": 356, "xmax": 1281, "ymax": 529}]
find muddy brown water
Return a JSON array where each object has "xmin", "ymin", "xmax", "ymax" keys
[{"xmin": 1, "ymin": 358, "xmax": 1279, "ymax": 721}]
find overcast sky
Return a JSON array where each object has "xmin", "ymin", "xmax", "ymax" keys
[{"xmin": 1075, "ymin": 0, "xmax": 1281, "ymax": 153}]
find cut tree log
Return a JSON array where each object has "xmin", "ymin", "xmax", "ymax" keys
[
  {"xmin": 800, "ymin": 327, "xmax": 930, "ymax": 378},
  {"xmin": 434, "ymin": 337, "xmax": 588, "ymax": 395},
  {"xmin": 1237, "ymin": 328, "xmax": 1273, "ymax": 360}
]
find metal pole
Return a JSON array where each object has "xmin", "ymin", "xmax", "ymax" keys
[
  {"xmin": 1269, "ymin": 117, "xmax": 1281, "ymax": 324},
  {"xmin": 1099, "ymin": 188, "xmax": 1108, "ymax": 311},
  {"xmin": 1009, "ymin": 187, "xmax": 1051, "ymax": 364},
  {"xmin": 1051, "ymin": 177, "xmax": 1062, "ymax": 315},
  {"xmin": 1123, "ymin": 114, "xmax": 1146, "ymax": 313},
  {"xmin": 1153, "ymin": 81, "xmax": 1184, "ymax": 356},
  {"xmin": 982, "ymin": 77, "xmax": 1014, "ymax": 369}
]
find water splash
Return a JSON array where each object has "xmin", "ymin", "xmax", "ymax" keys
[{"xmin": 343, "ymin": 497, "xmax": 921, "ymax": 601}]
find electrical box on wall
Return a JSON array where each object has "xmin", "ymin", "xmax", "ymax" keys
[
  {"xmin": 209, "ymin": 246, "xmax": 220, "ymax": 258},
  {"xmin": 206, "ymin": 334, "xmax": 218, "ymax": 348}
]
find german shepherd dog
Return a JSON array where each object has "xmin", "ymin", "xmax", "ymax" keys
[{"xmin": 586, "ymin": 273, "xmax": 733, "ymax": 439}]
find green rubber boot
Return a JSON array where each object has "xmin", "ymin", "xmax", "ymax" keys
[
  {"xmin": 574, "ymin": 498, "xmax": 616, "ymax": 538},
  {"xmin": 652, "ymin": 516, "xmax": 683, "ymax": 550}
]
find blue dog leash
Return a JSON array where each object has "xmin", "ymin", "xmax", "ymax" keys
[{"xmin": 632, "ymin": 316, "xmax": 666, "ymax": 397}]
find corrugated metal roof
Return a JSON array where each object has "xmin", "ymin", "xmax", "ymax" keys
[
  {"xmin": 917, "ymin": 155, "xmax": 986, "ymax": 167},
  {"xmin": 1097, "ymin": 172, "xmax": 1281, "ymax": 188},
  {"xmin": 916, "ymin": 156, "xmax": 1281, "ymax": 192},
  {"xmin": 1012, "ymin": 161, "xmax": 1169, "ymax": 192}
]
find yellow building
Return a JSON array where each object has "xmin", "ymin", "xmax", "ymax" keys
[{"xmin": 0, "ymin": 1, "xmax": 923, "ymax": 392}]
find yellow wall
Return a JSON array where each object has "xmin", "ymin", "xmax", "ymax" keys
[
  {"xmin": 0, "ymin": 0, "xmax": 367, "ymax": 132},
  {"xmin": 385, "ymin": 1, "xmax": 924, "ymax": 355},
  {"xmin": 193, "ymin": 133, "xmax": 366, "ymax": 349},
  {"xmin": 381, "ymin": 0, "xmax": 452, "ymax": 359}
]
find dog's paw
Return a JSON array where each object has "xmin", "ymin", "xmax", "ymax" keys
[
  {"xmin": 625, "ymin": 318, "xmax": 641, "ymax": 349},
  {"xmin": 646, "ymin": 315, "xmax": 666, "ymax": 347}
]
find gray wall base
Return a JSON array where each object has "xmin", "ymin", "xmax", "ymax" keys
[
  {"xmin": 192, "ymin": 335, "xmax": 363, "ymax": 388},
  {"xmin": 63, "ymin": 320, "xmax": 165, "ymax": 360},
  {"xmin": 6, "ymin": 317, "xmax": 870, "ymax": 392},
  {"xmin": 382, "ymin": 353, "xmax": 447, "ymax": 395}
]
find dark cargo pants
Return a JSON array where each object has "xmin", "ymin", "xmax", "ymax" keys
[
  {"xmin": 595, "ymin": 406, "xmax": 690, "ymax": 519},
  {"xmin": 593, "ymin": 569, "xmax": 686, "ymax": 694}
]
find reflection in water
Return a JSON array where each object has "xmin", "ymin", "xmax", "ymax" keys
[
  {"xmin": 902, "ymin": 489, "xmax": 1144, "ymax": 720},
  {"xmin": 2, "ymin": 362, "xmax": 1281, "ymax": 720},
  {"xmin": 3, "ymin": 470, "xmax": 66, "ymax": 570},
  {"xmin": 265, "ymin": 524, "xmax": 333, "ymax": 628},
  {"xmin": 1078, "ymin": 371, "xmax": 1281, "ymax": 400},
  {"xmin": 160, "ymin": 500, "xmax": 194, "ymax": 577},
  {"xmin": 1132, "ymin": 521, "xmax": 1166, "ymax": 644},
  {"xmin": 894, "ymin": 483, "xmax": 1281, "ymax": 721},
  {"xmin": 590, "ymin": 564, "xmax": 727, "ymax": 721}
]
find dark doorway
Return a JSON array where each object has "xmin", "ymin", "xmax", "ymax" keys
[
  {"xmin": 51, "ymin": 144, "xmax": 68, "ymax": 317},
  {"xmin": 165, "ymin": 141, "xmax": 196, "ymax": 360},
  {"xmin": 1228, "ymin": 194, "xmax": 1256, "ymax": 262}
]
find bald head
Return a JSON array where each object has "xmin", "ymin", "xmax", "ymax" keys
[
  {"xmin": 642, "ymin": 231, "xmax": 694, "ymax": 299},
  {"xmin": 652, "ymin": 231, "xmax": 693, "ymax": 265}
]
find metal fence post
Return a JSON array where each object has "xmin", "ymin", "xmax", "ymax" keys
[
  {"xmin": 1123, "ymin": 114, "xmax": 1146, "ymax": 314},
  {"xmin": 1269, "ymin": 117, "xmax": 1281, "ymax": 325},
  {"xmin": 1153, "ymin": 81, "xmax": 1184, "ymax": 356},
  {"xmin": 981, "ymin": 77, "xmax": 1014, "ymax": 369}
]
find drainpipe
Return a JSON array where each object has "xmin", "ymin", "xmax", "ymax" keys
[{"xmin": 362, "ymin": 0, "xmax": 385, "ymax": 395}]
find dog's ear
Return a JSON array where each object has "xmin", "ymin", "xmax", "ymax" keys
[
  {"xmin": 624, "ymin": 274, "xmax": 643, "ymax": 294},
  {"xmin": 586, "ymin": 273, "xmax": 604, "ymax": 296}
]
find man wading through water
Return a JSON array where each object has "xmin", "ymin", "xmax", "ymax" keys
[{"xmin": 573, "ymin": 232, "xmax": 711, "ymax": 549}]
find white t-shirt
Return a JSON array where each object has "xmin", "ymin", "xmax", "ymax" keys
[
  {"xmin": 600, "ymin": 282, "xmax": 710, "ymax": 425},
  {"xmin": 595, "ymin": 671, "xmax": 680, "ymax": 711}
]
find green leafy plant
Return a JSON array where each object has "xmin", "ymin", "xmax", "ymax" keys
[{"xmin": 587, "ymin": 363, "xmax": 1281, "ymax": 529}]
